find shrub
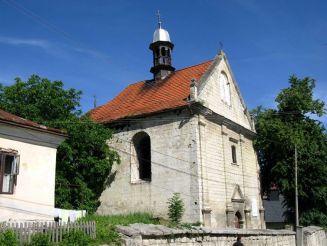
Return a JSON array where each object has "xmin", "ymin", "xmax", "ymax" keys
[
  {"xmin": 0, "ymin": 229, "xmax": 18, "ymax": 246},
  {"xmin": 29, "ymin": 232, "xmax": 51, "ymax": 246},
  {"xmin": 60, "ymin": 230, "xmax": 92, "ymax": 246},
  {"xmin": 167, "ymin": 193, "xmax": 185, "ymax": 225}
]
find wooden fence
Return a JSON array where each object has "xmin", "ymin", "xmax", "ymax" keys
[{"xmin": 0, "ymin": 221, "xmax": 96, "ymax": 244}]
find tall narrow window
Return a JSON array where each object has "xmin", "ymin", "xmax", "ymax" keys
[
  {"xmin": 132, "ymin": 132, "xmax": 151, "ymax": 181},
  {"xmin": 0, "ymin": 152, "xmax": 19, "ymax": 194},
  {"xmin": 161, "ymin": 47, "xmax": 166, "ymax": 56},
  {"xmin": 231, "ymin": 145, "xmax": 237, "ymax": 164},
  {"xmin": 219, "ymin": 73, "xmax": 231, "ymax": 105}
]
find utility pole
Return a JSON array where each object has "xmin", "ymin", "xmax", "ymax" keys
[{"xmin": 295, "ymin": 145, "xmax": 299, "ymax": 227}]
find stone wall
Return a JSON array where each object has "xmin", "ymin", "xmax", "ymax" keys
[
  {"xmin": 97, "ymin": 110, "xmax": 202, "ymax": 223},
  {"xmin": 117, "ymin": 224, "xmax": 296, "ymax": 246},
  {"xmin": 303, "ymin": 226, "xmax": 327, "ymax": 246},
  {"xmin": 199, "ymin": 116, "xmax": 264, "ymax": 228}
]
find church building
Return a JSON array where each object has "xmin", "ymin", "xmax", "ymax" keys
[{"xmin": 90, "ymin": 18, "xmax": 265, "ymax": 229}]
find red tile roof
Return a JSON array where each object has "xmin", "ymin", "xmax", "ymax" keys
[
  {"xmin": 0, "ymin": 109, "xmax": 66, "ymax": 136},
  {"xmin": 90, "ymin": 60, "xmax": 213, "ymax": 123}
]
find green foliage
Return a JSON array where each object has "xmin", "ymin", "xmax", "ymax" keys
[
  {"xmin": 0, "ymin": 74, "xmax": 81, "ymax": 123},
  {"xmin": 300, "ymin": 209, "xmax": 327, "ymax": 227},
  {"xmin": 55, "ymin": 116, "xmax": 119, "ymax": 213},
  {"xmin": 167, "ymin": 193, "xmax": 185, "ymax": 225},
  {"xmin": 0, "ymin": 75, "xmax": 119, "ymax": 213},
  {"xmin": 0, "ymin": 229, "xmax": 18, "ymax": 246},
  {"xmin": 80, "ymin": 213, "xmax": 159, "ymax": 245},
  {"xmin": 59, "ymin": 230, "xmax": 91, "ymax": 246},
  {"xmin": 252, "ymin": 75, "xmax": 327, "ymax": 227},
  {"xmin": 29, "ymin": 233, "xmax": 51, "ymax": 246}
]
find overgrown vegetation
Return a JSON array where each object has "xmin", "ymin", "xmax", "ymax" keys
[
  {"xmin": 252, "ymin": 75, "xmax": 327, "ymax": 227},
  {"xmin": 0, "ymin": 229, "xmax": 18, "ymax": 246},
  {"xmin": 1, "ymin": 213, "xmax": 197, "ymax": 245},
  {"xmin": 167, "ymin": 193, "xmax": 185, "ymax": 225},
  {"xmin": 29, "ymin": 232, "xmax": 51, "ymax": 246},
  {"xmin": 80, "ymin": 213, "xmax": 160, "ymax": 245},
  {"xmin": 0, "ymin": 75, "xmax": 119, "ymax": 213},
  {"xmin": 60, "ymin": 230, "xmax": 92, "ymax": 246}
]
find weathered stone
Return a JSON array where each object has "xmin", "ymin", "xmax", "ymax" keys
[
  {"xmin": 96, "ymin": 52, "xmax": 265, "ymax": 229},
  {"xmin": 116, "ymin": 225, "xmax": 141, "ymax": 237},
  {"xmin": 117, "ymin": 224, "xmax": 303, "ymax": 246}
]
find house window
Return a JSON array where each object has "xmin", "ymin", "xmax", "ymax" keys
[
  {"xmin": 132, "ymin": 132, "xmax": 151, "ymax": 181},
  {"xmin": 231, "ymin": 145, "xmax": 237, "ymax": 164},
  {"xmin": 219, "ymin": 73, "xmax": 231, "ymax": 106},
  {"xmin": 0, "ymin": 152, "xmax": 20, "ymax": 194}
]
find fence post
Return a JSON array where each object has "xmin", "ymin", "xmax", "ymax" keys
[{"xmin": 296, "ymin": 226, "xmax": 303, "ymax": 246}]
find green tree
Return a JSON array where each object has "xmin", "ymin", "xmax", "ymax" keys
[
  {"xmin": 0, "ymin": 75, "xmax": 119, "ymax": 213},
  {"xmin": 0, "ymin": 75, "xmax": 81, "ymax": 122},
  {"xmin": 55, "ymin": 116, "xmax": 119, "ymax": 212},
  {"xmin": 252, "ymin": 75, "xmax": 327, "ymax": 227}
]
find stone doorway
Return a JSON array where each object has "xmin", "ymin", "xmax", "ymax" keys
[{"xmin": 234, "ymin": 211, "xmax": 242, "ymax": 228}]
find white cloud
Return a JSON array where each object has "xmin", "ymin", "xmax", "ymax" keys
[
  {"xmin": 0, "ymin": 36, "xmax": 50, "ymax": 49},
  {"xmin": 73, "ymin": 47, "xmax": 110, "ymax": 63},
  {"xmin": 0, "ymin": 36, "xmax": 110, "ymax": 63}
]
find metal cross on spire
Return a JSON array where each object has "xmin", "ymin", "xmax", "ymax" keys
[{"xmin": 156, "ymin": 10, "xmax": 162, "ymax": 28}]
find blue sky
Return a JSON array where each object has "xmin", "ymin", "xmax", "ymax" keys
[{"xmin": 0, "ymin": 0, "xmax": 326, "ymax": 124}]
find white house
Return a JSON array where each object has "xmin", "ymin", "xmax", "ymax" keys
[
  {"xmin": 0, "ymin": 109, "xmax": 66, "ymax": 221},
  {"xmin": 90, "ymin": 21, "xmax": 265, "ymax": 229}
]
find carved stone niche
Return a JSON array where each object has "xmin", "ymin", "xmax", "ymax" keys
[{"xmin": 226, "ymin": 184, "xmax": 247, "ymax": 228}]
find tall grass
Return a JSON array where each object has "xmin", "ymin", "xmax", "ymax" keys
[{"xmin": 80, "ymin": 213, "xmax": 159, "ymax": 245}]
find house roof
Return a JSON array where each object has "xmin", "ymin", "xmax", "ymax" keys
[
  {"xmin": 90, "ymin": 60, "xmax": 213, "ymax": 123},
  {"xmin": 0, "ymin": 109, "xmax": 66, "ymax": 136},
  {"xmin": 263, "ymin": 196, "xmax": 287, "ymax": 223}
]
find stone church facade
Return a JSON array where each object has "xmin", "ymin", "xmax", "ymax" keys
[{"xmin": 90, "ymin": 21, "xmax": 265, "ymax": 229}]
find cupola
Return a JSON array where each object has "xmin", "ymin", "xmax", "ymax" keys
[{"xmin": 149, "ymin": 11, "xmax": 175, "ymax": 80}]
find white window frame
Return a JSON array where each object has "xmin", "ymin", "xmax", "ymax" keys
[{"xmin": 0, "ymin": 151, "xmax": 20, "ymax": 194}]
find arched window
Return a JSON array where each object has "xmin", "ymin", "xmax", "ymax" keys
[
  {"xmin": 161, "ymin": 47, "xmax": 166, "ymax": 56},
  {"xmin": 132, "ymin": 132, "xmax": 151, "ymax": 181},
  {"xmin": 219, "ymin": 73, "xmax": 231, "ymax": 105}
]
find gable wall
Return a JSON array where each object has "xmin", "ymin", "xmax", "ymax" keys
[
  {"xmin": 97, "ymin": 110, "xmax": 202, "ymax": 223},
  {"xmin": 198, "ymin": 56, "xmax": 252, "ymax": 130}
]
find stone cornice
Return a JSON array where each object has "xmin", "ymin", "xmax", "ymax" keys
[{"xmin": 190, "ymin": 102, "xmax": 256, "ymax": 139}]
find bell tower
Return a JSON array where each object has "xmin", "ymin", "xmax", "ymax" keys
[{"xmin": 149, "ymin": 11, "xmax": 175, "ymax": 80}]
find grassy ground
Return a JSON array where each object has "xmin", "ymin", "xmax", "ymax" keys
[{"xmin": 80, "ymin": 213, "xmax": 160, "ymax": 245}]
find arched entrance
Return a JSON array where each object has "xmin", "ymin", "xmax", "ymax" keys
[{"xmin": 234, "ymin": 211, "xmax": 242, "ymax": 228}]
